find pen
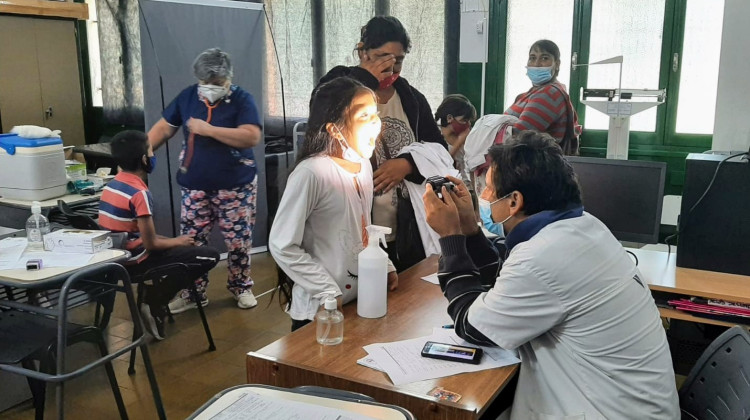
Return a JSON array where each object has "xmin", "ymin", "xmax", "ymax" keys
[{"xmin": 442, "ymin": 324, "xmax": 454, "ymax": 329}]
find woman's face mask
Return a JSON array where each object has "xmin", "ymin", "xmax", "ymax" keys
[
  {"xmin": 378, "ymin": 73, "xmax": 400, "ymax": 90},
  {"xmin": 526, "ymin": 65, "xmax": 555, "ymax": 86},
  {"xmin": 198, "ymin": 83, "xmax": 230, "ymax": 103}
]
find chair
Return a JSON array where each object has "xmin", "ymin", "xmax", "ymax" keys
[
  {"xmin": 292, "ymin": 120, "xmax": 307, "ymax": 159},
  {"xmin": 0, "ymin": 263, "xmax": 166, "ymax": 420},
  {"xmin": 56, "ymin": 200, "xmax": 100, "ymax": 230},
  {"xmin": 127, "ymin": 262, "xmax": 216, "ymax": 375},
  {"xmin": 679, "ymin": 325, "xmax": 750, "ymax": 420}
]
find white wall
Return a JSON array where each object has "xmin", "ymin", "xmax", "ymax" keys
[{"xmin": 712, "ymin": 0, "xmax": 750, "ymax": 152}]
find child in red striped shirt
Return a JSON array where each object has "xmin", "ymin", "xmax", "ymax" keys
[{"xmin": 99, "ymin": 130, "xmax": 219, "ymax": 340}]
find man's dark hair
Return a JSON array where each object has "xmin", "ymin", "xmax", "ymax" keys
[
  {"xmin": 110, "ymin": 130, "xmax": 149, "ymax": 172},
  {"xmin": 488, "ymin": 130, "xmax": 582, "ymax": 215}
]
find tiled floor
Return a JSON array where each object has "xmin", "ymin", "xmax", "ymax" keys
[{"xmin": 2, "ymin": 252, "xmax": 291, "ymax": 420}]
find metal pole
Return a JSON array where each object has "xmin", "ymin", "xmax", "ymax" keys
[
  {"xmin": 374, "ymin": 0, "xmax": 389, "ymax": 16},
  {"xmin": 311, "ymin": 0, "xmax": 326, "ymax": 84}
]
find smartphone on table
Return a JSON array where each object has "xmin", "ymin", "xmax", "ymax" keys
[{"xmin": 420, "ymin": 341, "xmax": 483, "ymax": 364}]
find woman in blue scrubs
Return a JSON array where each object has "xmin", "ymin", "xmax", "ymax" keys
[{"xmin": 148, "ymin": 48, "xmax": 263, "ymax": 312}]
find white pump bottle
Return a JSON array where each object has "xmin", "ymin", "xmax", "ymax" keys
[{"xmin": 357, "ymin": 225, "xmax": 392, "ymax": 318}]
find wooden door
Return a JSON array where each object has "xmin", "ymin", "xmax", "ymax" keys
[
  {"xmin": 35, "ymin": 18, "xmax": 85, "ymax": 146},
  {"xmin": 0, "ymin": 15, "xmax": 45, "ymax": 132}
]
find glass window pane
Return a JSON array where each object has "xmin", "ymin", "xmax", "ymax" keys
[
  {"xmin": 675, "ymin": 0, "xmax": 724, "ymax": 134},
  {"xmin": 325, "ymin": 0, "xmax": 376, "ymax": 69},
  {"xmin": 585, "ymin": 0, "xmax": 665, "ymax": 132},
  {"xmin": 265, "ymin": 0, "xmax": 313, "ymax": 117},
  {"xmin": 391, "ymin": 0, "xmax": 445, "ymax": 112},
  {"xmin": 505, "ymin": 0, "xmax": 575, "ymax": 110}
]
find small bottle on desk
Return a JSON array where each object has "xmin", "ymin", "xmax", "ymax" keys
[
  {"xmin": 316, "ymin": 294, "xmax": 344, "ymax": 345},
  {"xmin": 25, "ymin": 201, "xmax": 50, "ymax": 251}
]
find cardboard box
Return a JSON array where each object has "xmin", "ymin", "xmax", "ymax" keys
[{"xmin": 43, "ymin": 229, "xmax": 113, "ymax": 254}]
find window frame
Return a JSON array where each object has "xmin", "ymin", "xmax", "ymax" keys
[{"xmin": 494, "ymin": 0, "xmax": 717, "ymax": 154}]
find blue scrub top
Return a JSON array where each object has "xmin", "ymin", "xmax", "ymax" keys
[{"xmin": 163, "ymin": 84, "xmax": 262, "ymax": 191}]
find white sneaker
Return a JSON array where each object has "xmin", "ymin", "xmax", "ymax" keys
[
  {"xmin": 168, "ymin": 295, "xmax": 209, "ymax": 314},
  {"xmin": 236, "ymin": 290, "xmax": 257, "ymax": 309},
  {"xmin": 140, "ymin": 304, "xmax": 165, "ymax": 341}
]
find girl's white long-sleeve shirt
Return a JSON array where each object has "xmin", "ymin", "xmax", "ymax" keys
[{"xmin": 270, "ymin": 156, "xmax": 380, "ymax": 321}]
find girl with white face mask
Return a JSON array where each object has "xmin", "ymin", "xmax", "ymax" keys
[
  {"xmin": 504, "ymin": 40, "xmax": 582, "ymax": 155},
  {"xmin": 147, "ymin": 48, "xmax": 263, "ymax": 312},
  {"xmin": 270, "ymin": 77, "xmax": 399, "ymax": 332}
]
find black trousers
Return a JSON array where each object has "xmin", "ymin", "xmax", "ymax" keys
[{"xmin": 127, "ymin": 246, "xmax": 220, "ymax": 307}]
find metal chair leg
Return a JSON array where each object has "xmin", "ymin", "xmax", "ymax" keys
[
  {"xmin": 129, "ymin": 283, "xmax": 145, "ymax": 375},
  {"xmin": 96, "ymin": 336, "xmax": 129, "ymax": 419},
  {"xmin": 188, "ymin": 284, "xmax": 216, "ymax": 351},
  {"xmin": 21, "ymin": 359, "xmax": 46, "ymax": 420},
  {"xmin": 121, "ymin": 267, "xmax": 165, "ymax": 420},
  {"xmin": 139, "ymin": 343, "xmax": 166, "ymax": 420}
]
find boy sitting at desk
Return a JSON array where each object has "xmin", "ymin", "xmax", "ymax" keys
[{"xmin": 99, "ymin": 130, "xmax": 220, "ymax": 340}]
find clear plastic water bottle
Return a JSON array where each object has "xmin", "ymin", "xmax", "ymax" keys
[
  {"xmin": 316, "ymin": 295, "xmax": 344, "ymax": 345},
  {"xmin": 26, "ymin": 201, "xmax": 50, "ymax": 251}
]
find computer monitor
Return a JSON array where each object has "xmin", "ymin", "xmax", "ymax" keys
[
  {"xmin": 566, "ymin": 157, "xmax": 666, "ymax": 244},
  {"xmin": 676, "ymin": 153, "xmax": 750, "ymax": 276}
]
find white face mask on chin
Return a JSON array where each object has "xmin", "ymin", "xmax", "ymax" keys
[
  {"xmin": 198, "ymin": 84, "xmax": 229, "ymax": 103},
  {"xmin": 335, "ymin": 126, "xmax": 364, "ymax": 163}
]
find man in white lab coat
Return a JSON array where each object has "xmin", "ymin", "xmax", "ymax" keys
[{"xmin": 423, "ymin": 130, "xmax": 679, "ymax": 420}]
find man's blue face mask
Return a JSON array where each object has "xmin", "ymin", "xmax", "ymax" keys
[
  {"xmin": 526, "ymin": 65, "xmax": 554, "ymax": 86},
  {"xmin": 478, "ymin": 196, "xmax": 507, "ymax": 238}
]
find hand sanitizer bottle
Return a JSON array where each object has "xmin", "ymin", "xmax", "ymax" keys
[
  {"xmin": 316, "ymin": 294, "xmax": 344, "ymax": 345},
  {"xmin": 26, "ymin": 201, "xmax": 50, "ymax": 252},
  {"xmin": 357, "ymin": 225, "xmax": 392, "ymax": 318}
]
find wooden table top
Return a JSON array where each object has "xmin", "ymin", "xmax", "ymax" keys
[
  {"xmin": 630, "ymin": 248, "xmax": 750, "ymax": 304},
  {"xmin": 248, "ymin": 255, "xmax": 518, "ymax": 418}
]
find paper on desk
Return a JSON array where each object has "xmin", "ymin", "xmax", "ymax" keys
[
  {"xmin": 0, "ymin": 238, "xmax": 28, "ymax": 269},
  {"xmin": 357, "ymin": 355, "xmax": 385, "ymax": 372},
  {"xmin": 362, "ymin": 331, "xmax": 520, "ymax": 386},
  {"xmin": 18, "ymin": 252, "xmax": 93, "ymax": 269},
  {"xmin": 421, "ymin": 272, "xmax": 439, "ymax": 284},
  {"xmin": 203, "ymin": 390, "xmax": 379, "ymax": 420}
]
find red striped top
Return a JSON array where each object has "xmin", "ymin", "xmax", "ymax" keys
[
  {"xmin": 505, "ymin": 82, "xmax": 581, "ymax": 141},
  {"xmin": 98, "ymin": 172, "xmax": 153, "ymax": 262}
]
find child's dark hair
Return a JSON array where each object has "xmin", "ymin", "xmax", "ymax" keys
[
  {"xmin": 434, "ymin": 94, "xmax": 477, "ymax": 127},
  {"xmin": 357, "ymin": 16, "xmax": 412, "ymax": 53},
  {"xmin": 298, "ymin": 77, "xmax": 372, "ymax": 165},
  {"xmin": 274, "ymin": 77, "xmax": 372, "ymax": 310},
  {"xmin": 110, "ymin": 130, "xmax": 149, "ymax": 172}
]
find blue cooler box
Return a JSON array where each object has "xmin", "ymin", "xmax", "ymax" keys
[{"xmin": 0, "ymin": 134, "xmax": 67, "ymax": 200}]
